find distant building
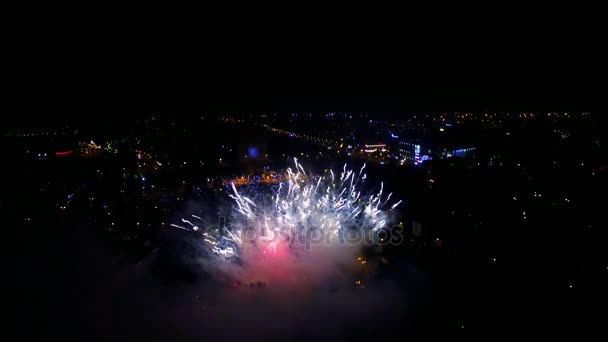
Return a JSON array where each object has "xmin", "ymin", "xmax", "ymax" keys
[
  {"xmin": 397, "ymin": 141, "xmax": 420, "ymax": 165},
  {"xmin": 442, "ymin": 147, "xmax": 476, "ymax": 159},
  {"xmin": 359, "ymin": 143, "xmax": 389, "ymax": 163}
]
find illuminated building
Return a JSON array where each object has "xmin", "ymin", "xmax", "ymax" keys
[
  {"xmin": 363, "ymin": 143, "xmax": 387, "ymax": 153},
  {"xmin": 397, "ymin": 140, "xmax": 420, "ymax": 164},
  {"xmin": 414, "ymin": 144, "xmax": 421, "ymax": 165},
  {"xmin": 442, "ymin": 147, "xmax": 476, "ymax": 159},
  {"xmin": 360, "ymin": 143, "xmax": 389, "ymax": 163}
]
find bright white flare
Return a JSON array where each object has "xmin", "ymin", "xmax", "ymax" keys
[{"xmin": 172, "ymin": 159, "xmax": 402, "ymax": 260}]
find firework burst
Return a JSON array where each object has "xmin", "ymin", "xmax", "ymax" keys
[{"xmin": 171, "ymin": 158, "xmax": 402, "ymax": 264}]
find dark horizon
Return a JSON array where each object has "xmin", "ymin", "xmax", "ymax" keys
[{"xmin": 5, "ymin": 90, "xmax": 604, "ymax": 132}]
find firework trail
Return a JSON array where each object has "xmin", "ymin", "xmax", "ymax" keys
[{"xmin": 170, "ymin": 158, "xmax": 402, "ymax": 264}]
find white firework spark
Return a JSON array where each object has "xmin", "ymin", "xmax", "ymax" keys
[{"xmin": 171, "ymin": 159, "xmax": 402, "ymax": 260}]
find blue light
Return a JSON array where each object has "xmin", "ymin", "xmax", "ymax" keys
[
  {"xmin": 414, "ymin": 145, "xmax": 421, "ymax": 165},
  {"xmin": 248, "ymin": 146, "xmax": 260, "ymax": 158},
  {"xmin": 391, "ymin": 133, "xmax": 399, "ymax": 139},
  {"xmin": 141, "ymin": 177, "xmax": 146, "ymax": 181}
]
